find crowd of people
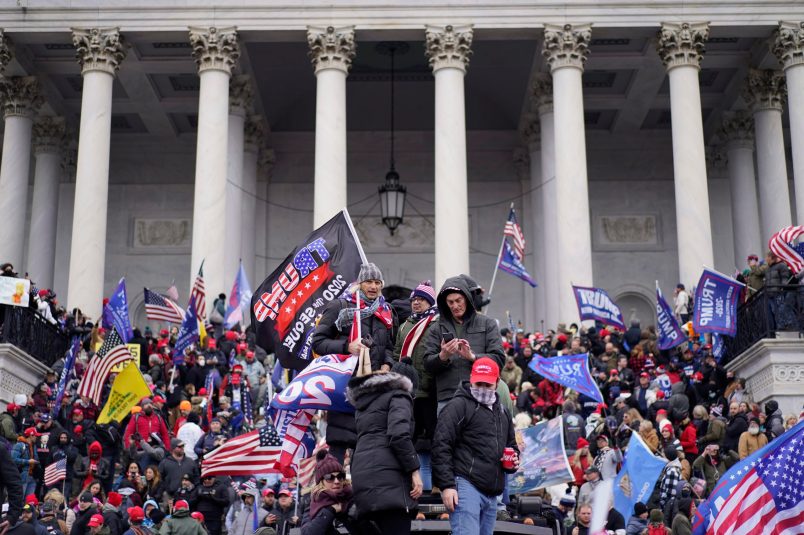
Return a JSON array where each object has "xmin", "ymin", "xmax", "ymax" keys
[{"xmin": 0, "ymin": 259, "xmax": 801, "ymax": 535}]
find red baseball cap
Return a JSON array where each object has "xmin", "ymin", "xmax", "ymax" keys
[
  {"xmin": 87, "ymin": 514, "xmax": 104, "ymax": 528},
  {"xmin": 127, "ymin": 506, "xmax": 145, "ymax": 522},
  {"xmin": 153, "ymin": 396, "xmax": 166, "ymax": 404},
  {"xmin": 174, "ymin": 500, "xmax": 189, "ymax": 510},
  {"xmin": 469, "ymin": 357, "xmax": 500, "ymax": 385},
  {"xmin": 191, "ymin": 511, "xmax": 205, "ymax": 521},
  {"xmin": 23, "ymin": 427, "xmax": 41, "ymax": 437}
]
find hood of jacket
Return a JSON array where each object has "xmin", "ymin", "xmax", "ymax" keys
[
  {"xmin": 436, "ymin": 276, "xmax": 476, "ymax": 323},
  {"xmin": 89, "ymin": 440, "xmax": 103, "ymax": 456},
  {"xmin": 346, "ymin": 372, "xmax": 412, "ymax": 411},
  {"xmin": 671, "ymin": 381, "xmax": 686, "ymax": 396},
  {"xmin": 171, "ymin": 508, "xmax": 191, "ymax": 519}
]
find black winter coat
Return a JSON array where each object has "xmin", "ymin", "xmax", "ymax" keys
[
  {"xmin": 192, "ymin": 479, "xmax": 230, "ymax": 526},
  {"xmin": 423, "ymin": 277, "xmax": 505, "ymax": 402},
  {"xmin": 101, "ymin": 506, "xmax": 128, "ymax": 535},
  {"xmin": 0, "ymin": 437, "xmax": 24, "ymax": 525},
  {"xmin": 432, "ymin": 382, "xmax": 517, "ymax": 496},
  {"xmin": 347, "ymin": 372, "xmax": 420, "ymax": 516},
  {"xmin": 723, "ymin": 413, "xmax": 748, "ymax": 453},
  {"xmin": 312, "ymin": 297, "xmax": 398, "ymax": 449}
]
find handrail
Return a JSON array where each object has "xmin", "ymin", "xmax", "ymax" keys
[{"xmin": 0, "ymin": 305, "xmax": 69, "ymax": 368}]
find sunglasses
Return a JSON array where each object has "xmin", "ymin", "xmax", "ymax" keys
[{"xmin": 323, "ymin": 472, "xmax": 346, "ymax": 482}]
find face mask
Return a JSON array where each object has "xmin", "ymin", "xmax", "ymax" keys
[
  {"xmin": 749, "ymin": 426, "xmax": 759, "ymax": 435},
  {"xmin": 469, "ymin": 386, "xmax": 496, "ymax": 407}
]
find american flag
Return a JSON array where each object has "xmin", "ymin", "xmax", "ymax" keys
[
  {"xmin": 692, "ymin": 421, "xmax": 803, "ymax": 535},
  {"xmin": 190, "ymin": 261, "xmax": 207, "ymax": 322},
  {"xmin": 201, "ymin": 424, "xmax": 283, "ymax": 478},
  {"xmin": 503, "ymin": 207, "xmax": 526, "ymax": 262},
  {"xmin": 298, "ymin": 441, "xmax": 328, "ymax": 489},
  {"xmin": 76, "ymin": 329, "xmax": 134, "ymax": 405},
  {"xmin": 44, "ymin": 458, "xmax": 67, "ymax": 487},
  {"xmin": 273, "ymin": 407, "xmax": 316, "ymax": 477},
  {"xmin": 144, "ymin": 287, "xmax": 184, "ymax": 324},
  {"xmin": 769, "ymin": 226, "xmax": 804, "ymax": 275}
]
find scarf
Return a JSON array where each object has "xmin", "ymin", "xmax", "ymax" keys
[
  {"xmin": 334, "ymin": 290, "xmax": 392, "ymax": 332},
  {"xmin": 400, "ymin": 311, "xmax": 438, "ymax": 359},
  {"xmin": 309, "ymin": 486, "xmax": 354, "ymax": 521},
  {"xmin": 409, "ymin": 304, "xmax": 438, "ymax": 323},
  {"xmin": 470, "ymin": 386, "xmax": 496, "ymax": 408}
]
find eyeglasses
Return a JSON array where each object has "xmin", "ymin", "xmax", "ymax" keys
[{"xmin": 323, "ymin": 472, "xmax": 346, "ymax": 482}]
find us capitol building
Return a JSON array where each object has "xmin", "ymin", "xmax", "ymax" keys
[{"xmin": 0, "ymin": 2, "xmax": 802, "ymax": 411}]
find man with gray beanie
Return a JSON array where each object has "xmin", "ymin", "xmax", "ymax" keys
[{"xmin": 312, "ymin": 262, "xmax": 398, "ymax": 462}]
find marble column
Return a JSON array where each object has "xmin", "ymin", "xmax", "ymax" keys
[
  {"xmin": 657, "ymin": 22, "xmax": 715, "ymax": 288},
  {"xmin": 520, "ymin": 122, "xmax": 543, "ymax": 329},
  {"xmin": 543, "ymin": 24, "xmax": 594, "ymax": 325},
  {"xmin": 744, "ymin": 69, "xmax": 791, "ymax": 242},
  {"xmin": 27, "ymin": 117, "xmax": 65, "ymax": 290},
  {"xmin": 189, "ymin": 26, "xmax": 239, "ymax": 305},
  {"xmin": 773, "ymin": 22, "xmax": 804, "ymax": 223},
  {"xmin": 307, "ymin": 26, "xmax": 355, "ymax": 228},
  {"xmin": 425, "ymin": 24, "xmax": 473, "ymax": 286},
  {"xmin": 530, "ymin": 74, "xmax": 558, "ymax": 331},
  {"xmin": 255, "ymin": 148, "xmax": 275, "ymax": 281},
  {"xmin": 224, "ymin": 74, "xmax": 251, "ymax": 288},
  {"xmin": 67, "ymin": 28, "xmax": 126, "ymax": 318},
  {"xmin": 241, "ymin": 114, "xmax": 264, "ymax": 285},
  {"xmin": 720, "ymin": 111, "xmax": 762, "ymax": 266},
  {"xmin": 0, "ymin": 76, "xmax": 41, "ymax": 270}
]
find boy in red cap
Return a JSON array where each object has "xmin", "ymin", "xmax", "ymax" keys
[{"xmin": 432, "ymin": 357, "xmax": 518, "ymax": 535}]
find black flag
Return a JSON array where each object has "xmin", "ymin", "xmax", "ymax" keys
[{"xmin": 251, "ymin": 210, "xmax": 363, "ymax": 370}]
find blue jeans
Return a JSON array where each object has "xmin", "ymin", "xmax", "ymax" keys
[
  {"xmin": 451, "ymin": 476, "xmax": 497, "ymax": 535},
  {"xmin": 418, "ymin": 452, "xmax": 432, "ymax": 491}
]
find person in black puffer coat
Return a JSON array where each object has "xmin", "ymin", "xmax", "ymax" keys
[
  {"xmin": 432, "ymin": 358, "xmax": 518, "ymax": 535},
  {"xmin": 311, "ymin": 263, "xmax": 397, "ymax": 463},
  {"xmin": 347, "ymin": 372, "xmax": 422, "ymax": 534},
  {"xmin": 723, "ymin": 402, "xmax": 748, "ymax": 456}
]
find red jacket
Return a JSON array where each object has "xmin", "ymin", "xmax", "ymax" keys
[
  {"xmin": 123, "ymin": 411, "xmax": 171, "ymax": 448},
  {"xmin": 679, "ymin": 421, "xmax": 698, "ymax": 456}
]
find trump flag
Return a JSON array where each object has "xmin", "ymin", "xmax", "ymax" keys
[
  {"xmin": 572, "ymin": 285, "xmax": 626, "ymax": 330},
  {"xmin": 692, "ymin": 268, "xmax": 744, "ymax": 336},
  {"xmin": 251, "ymin": 209, "xmax": 364, "ymax": 371},
  {"xmin": 528, "ymin": 353, "xmax": 604, "ymax": 403},
  {"xmin": 270, "ymin": 354, "xmax": 358, "ymax": 413},
  {"xmin": 656, "ymin": 282, "xmax": 686, "ymax": 350},
  {"xmin": 106, "ymin": 277, "xmax": 134, "ymax": 343}
]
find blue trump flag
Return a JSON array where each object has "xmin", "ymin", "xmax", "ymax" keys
[
  {"xmin": 225, "ymin": 260, "xmax": 254, "ymax": 329},
  {"xmin": 271, "ymin": 354, "xmax": 358, "ymax": 413},
  {"xmin": 509, "ymin": 417, "xmax": 574, "ymax": 494},
  {"xmin": 572, "ymin": 285, "xmax": 626, "ymax": 330},
  {"xmin": 528, "ymin": 353, "xmax": 604, "ymax": 403},
  {"xmin": 106, "ymin": 277, "xmax": 133, "ymax": 343},
  {"xmin": 613, "ymin": 432, "xmax": 667, "ymax": 520},
  {"xmin": 498, "ymin": 240, "xmax": 537, "ymax": 287},
  {"xmin": 173, "ymin": 299, "xmax": 199, "ymax": 364},
  {"xmin": 692, "ymin": 268, "xmax": 744, "ymax": 336},
  {"xmin": 51, "ymin": 337, "xmax": 80, "ymax": 418},
  {"xmin": 692, "ymin": 420, "xmax": 804, "ymax": 535},
  {"xmin": 656, "ymin": 282, "xmax": 686, "ymax": 350},
  {"xmin": 711, "ymin": 333, "xmax": 725, "ymax": 362}
]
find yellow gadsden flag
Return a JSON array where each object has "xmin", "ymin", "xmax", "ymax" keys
[{"xmin": 97, "ymin": 361, "xmax": 152, "ymax": 424}]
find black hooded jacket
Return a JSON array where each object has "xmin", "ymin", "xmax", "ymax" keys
[
  {"xmin": 423, "ymin": 276, "xmax": 505, "ymax": 402},
  {"xmin": 431, "ymin": 382, "xmax": 517, "ymax": 496},
  {"xmin": 347, "ymin": 372, "xmax": 420, "ymax": 516}
]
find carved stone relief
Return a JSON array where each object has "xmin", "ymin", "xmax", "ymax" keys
[
  {"xmin": 593, "ymin": 213, "xmax": 661, "ymax": 251},
  {"xmin": 132, "ymin": 218, "xmax": 191, "ymax": 249},
  {"xmin": 354, "ymin": 216, "xmax": 435, "ymax": 252}
]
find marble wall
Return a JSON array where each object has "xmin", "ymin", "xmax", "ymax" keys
[{"xmin": 41, "ymin": 128, "xmax": 746, "ymax": 333}]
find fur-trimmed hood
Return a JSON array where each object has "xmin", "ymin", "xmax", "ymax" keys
[{"xmin": 346, "ymin": 372, "xmax": 412, "ymax": 411}]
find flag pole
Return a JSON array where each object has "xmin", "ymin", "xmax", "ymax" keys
[
  {"xmin": 342, "ymin": 208, "xmax": 368, "ymax": 264},
  {"xmin": 488, "ymin": 202, "xmax": 516, "ymax": 300}
]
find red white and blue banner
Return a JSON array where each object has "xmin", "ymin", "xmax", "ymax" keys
[
  {"xmin": 270, "ymin": 354, "xmax": 358, "ymax": 413},
  {"xmin": 656, "ymin": 282, "xmax": 686, "ymax": 350},
  {"xmin": 224, "ymin": 260, "xmax": 253, "ymax": 329},
  {"xmin": 106, "ymin": 277, "xmax": 133, "ymax": 343},
  {"xmin": 509, "ymin": 417, "xmax": 574, "ymax": 494},
  {"xmin": 692, "ymin": 268, "xmax": 744, "ymax": 336},
  {"xmin": 692, "ymin": 420, "xmax": 803, "ymax": 535},
  {"xmin": 528, "ymin": 353, "xmax": 604, "ymax": 403},
  {"xmin": 572, "ymin": 285, "xmax": 626, "ymax": 330},
  {"xmin": 251, "ymin": 210, "xmax": 364, "ymax": 371}
]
